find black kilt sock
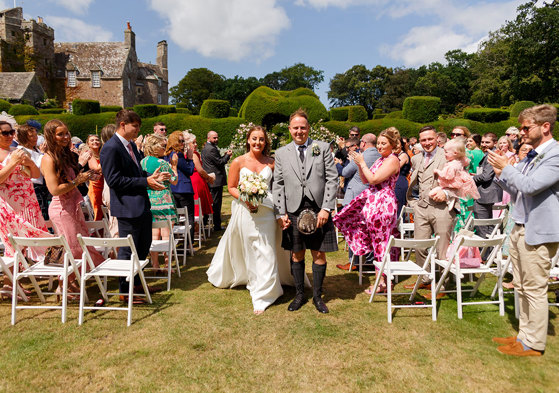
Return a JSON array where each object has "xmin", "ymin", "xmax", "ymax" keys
[
  {"xmin": 291, "ymin": 259, "xmax": 306, "ymax": 295},
  {"xmin": 312, "ymin": 262, "xmax": 326, "ymax": 299}
]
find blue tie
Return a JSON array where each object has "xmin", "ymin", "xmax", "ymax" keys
[{"xmin": 526, "ymin": 149, "xmax": 537, "ymax": 161}]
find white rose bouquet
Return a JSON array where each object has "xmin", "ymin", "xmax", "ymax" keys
[{"xmin": 238, "ymin": 172, "xmax": 268, "ymax": 213}]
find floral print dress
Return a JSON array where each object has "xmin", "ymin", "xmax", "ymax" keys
[
  {"xmin": 141, "ymin": 155, "xmax": 178, "ymax": 223},
  {"xmin": 0, "ymin": 152, "xmax": 51, "ymax": 259},
  {"xmin": 333, "ymin": 155, "xmax": 399, "ymax": 260}
]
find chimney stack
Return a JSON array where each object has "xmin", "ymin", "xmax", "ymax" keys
[
  {"xmin": 157, "ymin": 40, "xmax": 168, "ymax": 81},
  {"xmin": 124, "ymin": 21, "xmax": 135, "ymax": 50}
]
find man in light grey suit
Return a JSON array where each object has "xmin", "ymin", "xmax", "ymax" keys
[
  {"xmin": 273, "ymin": 109, "xmax": 339, "ymax": 313},
  {"xmin": 489, "ymin": 104, "xmax": 559, "ymax": 357},
  {"xmin": 473, "ymin": 132, "xmax": 502, "ymax": 240},
  {"xmin": 336, "ymin": 133, "xmax": 381, "ymax": 271}
]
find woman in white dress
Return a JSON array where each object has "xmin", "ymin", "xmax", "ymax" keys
[{"xmin": 207, "ymin": 126, "xmax": 292, "ymax": 315}]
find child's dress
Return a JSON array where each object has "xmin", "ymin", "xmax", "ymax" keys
[{"xmin": 435, "ymin": 158, "xmax": 480, "ymax": 200}]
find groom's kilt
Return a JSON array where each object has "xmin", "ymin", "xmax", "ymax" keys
[{"xmin": 282, "ymin": 197, "xmax": 338, "ymax": 253}]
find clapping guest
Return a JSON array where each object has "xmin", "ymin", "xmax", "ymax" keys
[
  {"xmin": 497, "ymin": 136, "xmax": 516, "ymax": 159},
  {"xmin": 42, "ymin": 119, "xmax": 105, "ymax": 298},
  {"xmin": 16, "ymin": 123, "xmax": 52, "ymax": 220},
  {"xmin": 183, "ymin": 131, "xmax": 214, "ymax": 219},
  {"xmin": 0, "ymin": 121, "xmax": 51, "ymax": 296},
  {"xmin": 165, "ymin": 131, "xmax": 195, "ymax": 240},
  {"xmin": 466, "ymin": 133, "xmax": 484, "ymax": 174},
  {"xmin": 85, "ymin": 134, "xmax": 104, "ymax": 220},
  {"xmin": 141, "ymin": 134, "xmax": 178, "ymax": 271}
]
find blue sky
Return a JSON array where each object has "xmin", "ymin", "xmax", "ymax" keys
[{"xmin": 10, "ymin": 0, "xmax": 528, "ymax": 107}]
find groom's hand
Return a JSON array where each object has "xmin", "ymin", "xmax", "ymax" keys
[
  {"xmin": 316, "ymin": 209, "xmax": 330, "ymax": 228},
  {"xmin": 277, "ymin": 214, "xmax": 291, "ymax": 230}
]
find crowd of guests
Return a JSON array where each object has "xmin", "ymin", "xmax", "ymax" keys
[{"xmin": 1, "ymin": 105, "xmax": 558, "ymax": 358}]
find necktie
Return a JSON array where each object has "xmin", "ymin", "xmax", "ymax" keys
[
  {"xmin": 424, "ymin": 152, "xmax": 431, "ymax": 166},
  {"xmin": 298, "ymin": 145, "xmax": 306, "ymax": 163},
  {"xmin": 522, "ymin": 150, "xmax": 538, "ymax": 174},
  {"xmin": 127, "ymin": 143, "xmax": 139, "ymax": 167}
]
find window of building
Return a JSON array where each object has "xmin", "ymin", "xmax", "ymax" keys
[
  {"xmin": 10, "ymin": 30, "xmax": 15, "ymax": 37},
  {"xmin": 136, "ymin": 87, "xmax": 143, "ymax": 95},
  {"xmin": 158, "ymin": 79, "xmax": 162, "ymax": 87},
  {"xmin": 127, "ymin": 77, "xmax": 131, "ymax": 90},
  {"xmin": 91, "ymin": 71, "xmax": 101, "ymax": 88},
  {"xmin": 158, "ymin": 93, "xmax": 162, "ymax": 104},
  {"xmin": 43, "ymin": 38, "xmax": 47, "ymax": 45},
  {"xmin": 67, "ymin": 70, "xmax": 76, "ymax": 87}
]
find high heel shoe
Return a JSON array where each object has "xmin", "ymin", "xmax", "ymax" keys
[
  {"xmin": 0, "ymin": 291, "xmax": 23, "ymax": 301},
  {"xmin": 55, "ymin": 286, "xmax": 78, "ymax": 302}
]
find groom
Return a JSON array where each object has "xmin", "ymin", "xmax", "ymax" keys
[{"xmin": 273, "ymin": 109, "xmax": 339, "ymax": 313}]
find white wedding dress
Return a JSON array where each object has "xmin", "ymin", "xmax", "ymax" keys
[{"xmin": 207, "ymin": 166, "xmax": 295, "ymax": 311}]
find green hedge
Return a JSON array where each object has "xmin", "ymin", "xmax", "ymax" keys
[
  {"xmin": 133, "ymin": 104, "xmax": 158, "ymax": 118},
  {"xmin": 100, "ymin": 105, "xmax": 122, "ymax": 113},
  {"xmin": 9, "ymin": 104, "xmax": 39, "ymax": 116},
  {"xmin": 348, "ymin": 106, "xmax": 368, "ymax": 122},
  {"xmin": 39, "ymin": 108, "xmax": 65, "ymax": 114},
  {"xmin": 0, "ymin": 99, "xmax": 11, "ymax": 112},
  {"xmin": 72, "ymin": 99, "xmax": 100, "ymax": 115},
  {"xmin": 157, "ymin": 105, "xmax": 176, "ymax": 115},
  {"xmin": 510, "ymin": 101, "xmax": 536, "ymax": 118},
  {"xmin": 330, "ymin": 107, "xmax": 349, "ymax": 121},
  {"xmin": 239, "ymin": 86, "xmax": 327, "ymax": 125},
  {"xmin": 372, "ymin": 113, "xmax": 386, "ymax": 119},
  {"xmin": 175, "ymin": 102, "xmax": 188, "ymax": 109},
  {"xmin": 385, "ymin": 110, "xmax": 402, "ymax": 119},
  {"xmin": 176, "ymin": 108, "xmax": 191, "ymax": 114},
  {"xmin": 463, "ymin": 108, "xmax": 510, "ymax": 123},
  {"xmin": 402, "ymin": 96, "xmax": 440, "ymax": 123},
  {"xmin": 229, "ymin": 107, "xmax": 238, "ymax": 117},
  {"xmin": 200, "ymin": 99, "xmax": 230, "ymax": 119}
]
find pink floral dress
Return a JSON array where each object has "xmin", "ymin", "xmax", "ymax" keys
[
  {"xmin": 0, "ymin": 152, "xmax": 51, "ymax": 259},
  {"xmin": 333, "ymin": 155, "xmax": 399, "ymax": 260}
]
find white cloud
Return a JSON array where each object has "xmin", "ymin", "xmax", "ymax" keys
[
  {"xmin": 49, "ymin": 0, "xmax": 95, "ymax": 15},
  {"xmin": 294, "ymin": 0, "xmax": 386, "ymax": 8},
  {"xmin": 45, "ymin": 16, "xmax": 113, "ymax": 42},
  {"xmin": 148, "ymin": 0, "xmax": 290, "ymax": 61}
]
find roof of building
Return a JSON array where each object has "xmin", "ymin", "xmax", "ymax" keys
[
  {"xmin": 0, "ymin": 72, "xmax": 42, "ymax": 99},
  {"xmin": 54, "ymin": 42, "xmax": 130, "ymax": 79},
  {"xmin": 137, "ymin": 62, "xmax": 164, "ymax": 81}
]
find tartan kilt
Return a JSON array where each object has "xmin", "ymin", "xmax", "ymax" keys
[{"xmin": 281, "ymin": 197, "xmax": 338, "ymax": 253}]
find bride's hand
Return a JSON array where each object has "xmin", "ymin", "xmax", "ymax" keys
[{"xmin": 245, "ymin": 201, "xmax": 257, "ymax": 212}]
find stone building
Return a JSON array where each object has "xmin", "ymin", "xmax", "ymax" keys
[
  {"xmin": 0, "ymin": 72, "xmax": 45, "ymax": 103},
  {"xmin": 0, "ymin": 7, "xmax": 168, "ymax": 109}
]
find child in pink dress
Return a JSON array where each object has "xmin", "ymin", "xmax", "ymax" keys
[{"xmin": 429, "ymin": 138, "xmax": 480, "ymax": 201}]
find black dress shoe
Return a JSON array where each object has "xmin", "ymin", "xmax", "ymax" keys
[
  {"xmin": 287, "ymin": 294, "xmax": 307, "ymax": 311},
  {"xmin": 313, "ymin": 297, "xmax": 329, "ymax": 313}
]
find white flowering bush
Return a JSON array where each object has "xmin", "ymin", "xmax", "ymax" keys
[{"xmin": 238, "ymin": 172, "xmax": 268, "ymax": 212}]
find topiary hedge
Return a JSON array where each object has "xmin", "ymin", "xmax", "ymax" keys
[
  {"xmin": 229, "ymin": 107, "xmax": 238, "ymax": 117},
  {"xmin": 176, "ymin": 108, "xmax": 191, "ymax": 114},
  {"xmin": 39, "ymin": 108, "xmax": 65, "ymax": 114},
  {"xmin": 402, "ymin": 96, "xmax": 440, "ymax": 123},
  {"xmin": 348, "ymin": 106, "xmax": 368, "ymax": 122},
  {"xmin": 157, "ymin": 105, "xmax": 176, "ymax": 115},
  {"xmin": 372, "ymin": 113, "xmax": 386, "ymax": 119},
  {"xmin": 510, "ymin": 101, "xmax": 536, "ymax": 118},
  {"xmin": 330, "ymin": 107, "xmax": 349, "ymax": 121},
  {"xmin": 72, "ymin": 99, "xmax": 100, "ymax": 115},
  {"xmin": 9, "ymin": 104, "xmax": 39, "ymax": 116},
  {"xmin": 463, "ymin": 108, "xmax": 510, "ymax": 123},
  {"xmin": 385, "ymin": 110, "xmax": 403, "ymax": 119},
  {"xmin": 133, "ymin": 104, "xmax": 158, "ymax": 118},
  {"xmin": 239, "ymin": 86, "xmax": 327, "ymax": 126},
  {"xmin": 0, "ymin": 99, "xmax": 11, "ymax": 113},
  {"xmin": 200, "ymin": 99, "xmax": 230, "ymax": 119},
  {"xmin": 175, "ymin": 102, "xmax": 188, "ymax": 109},
  {"xmin": 100, "ymin": 105, "xmax": 122, "ymax": 113}
]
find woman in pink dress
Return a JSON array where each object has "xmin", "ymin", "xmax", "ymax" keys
[
  {"xmin": 333, "ymin": 128, "xmax": 401, "ymax": 294},
  {"xmin": 183, "ymin": 131, "xmax": 214, "ymax": 217},
  {"xmin": 0, "ymin": 120, "xmax": 51, "ymax": 297},
  {"xmin": 42, "ymin": 119, "xmax": 105, "ymax": 298}
]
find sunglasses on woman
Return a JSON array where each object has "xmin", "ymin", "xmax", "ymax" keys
[{"xmin": 1, "ymin": 129, "xmax": 15, "ymax": 136}]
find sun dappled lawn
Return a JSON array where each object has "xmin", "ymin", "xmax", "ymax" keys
[{"xmin": 1, "ymin": 193, "xmax": 559, "ymax": 392}]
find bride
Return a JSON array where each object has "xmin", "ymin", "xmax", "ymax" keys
[{"xmin": 207, "ymin": 126, "xmax": 293, "ymax": 314}]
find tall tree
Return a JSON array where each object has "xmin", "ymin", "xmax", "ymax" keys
[
  {"xmin": 261, "ymin": 63, "xmax": 324, "ymax": 91},
  {"xmin": 215, "ymin": 76, "xmax": 262, "ymax": 110},
  {"xmin": 170, "ymin": 68, "xmax": 224, "ymax": 113},
  {"xmin": 379, "ymin": 67, "xmax": 423, "ymax": 111}
]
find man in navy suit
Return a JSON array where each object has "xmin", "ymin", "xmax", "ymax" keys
[{"xmin": 100, "ymin": 109, "xmax": 168, "ymax": 302}]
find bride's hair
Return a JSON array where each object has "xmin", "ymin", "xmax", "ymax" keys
[{"xmin": 245, "ymin": 125, "xmax": 271, "ymax": 156}]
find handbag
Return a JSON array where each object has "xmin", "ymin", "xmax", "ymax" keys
[{"xmin": 43, "ymin": 245, "xmax": 65, "ymax": 267}]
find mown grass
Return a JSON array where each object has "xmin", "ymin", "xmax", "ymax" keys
[{"xmin": 1, "ymin": 193, "xmax": 558, "ymax": 392}]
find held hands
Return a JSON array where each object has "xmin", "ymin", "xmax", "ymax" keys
[
  {"xmin": 316, "ymin": 209, "xmax": 330, "ymax": 228},
  {"xmin": 147, "ymin": 166, "xmax": 169, "ymax": 190},
  {"xmin": 277, "ymin": 214, "xmax": 291, "ymax": 230}
]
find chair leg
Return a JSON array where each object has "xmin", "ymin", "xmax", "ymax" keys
[
  {"xmin": 11, "ymin": 273, "xmax": 17, "ymax": 325},
  {"xmin": 387, "ymin": 274, "xmax": 393, "ymax": 323},
  {"xmin": 61, "ymin": 270, "xmax": 68, "ymax": 324},
  {"xmin": 457, "ymin": 275, "xmax": 463, "ymax": 319},
  {"xmin": 79, "ymin": 273, "xmax": 86, "ymax": 325},
  {"xmin": 358, "ymin": 255, "xmax": 363, "ymax": 286},
  {"xmin": 431, "ymin": 275, "xmax": 437, "ymax": 321},
  {"xmin": 127, "ymin": 278, "xmax": 133, "ymax": 327}
]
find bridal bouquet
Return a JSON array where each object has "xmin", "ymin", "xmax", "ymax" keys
[{"xmin": 238, "ymin": 172, "xmax": 268, "ymax": 213}]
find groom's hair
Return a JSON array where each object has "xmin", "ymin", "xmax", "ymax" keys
[{"xmin": 289, "ymin": 108, "xmax": 309, "ymax": 124}]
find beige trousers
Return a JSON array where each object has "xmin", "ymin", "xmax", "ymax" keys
[{"xmin": 509, "ymin": 224, "xmax": 557, "ymax": 351}]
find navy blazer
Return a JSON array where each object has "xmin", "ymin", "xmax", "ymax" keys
[
  {"xmin": 165, "ymin": 152, "xmax": 194, "ymax": 194},
  {"xmin": 100, "ymin": 134, "xmax": 151, "ymax": 218}
]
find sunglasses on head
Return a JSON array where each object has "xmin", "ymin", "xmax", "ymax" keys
[{"xmin": 1, "ymin": 129, "xmax": 15, "ymax": 137}]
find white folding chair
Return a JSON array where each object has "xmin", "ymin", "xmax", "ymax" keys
[
  {"xmin": 148, "ymin": 219, "xmax": 181, "ymax": 291},
  {"xmin": 81, "ymin": 195, "xmax": 95, "ymax": 221},
  {"xmin": 370, "ymin": 236, "xmax": 439, "ymax": 323},
  {"xmin": 433, "ymin": 235, "xmax": 507, "ymax": 319},
  {"xmin": 0, "ymin": 254, "xmax": 29, "ymax": 302},
  {"xmin": 464, "ymin": 215, "xmax": 505, "ymax": 238},
  {"xmin": 77, "ymin": 234, "xmax": 152, "ymax": 326},
  {"xmin": 193, "ymin": 198, "xmax": 206, "ymax": 247},
  {"xmin": 173, "ymin": 207, "xmax": 194, "ymax": 266},
  {"xmin": 9, "ymin": 234, "xmax": 83, "ymax": 324},
  {"xmin": 398, "ymin": 205, "xmax": 415, "ymax": 258}
]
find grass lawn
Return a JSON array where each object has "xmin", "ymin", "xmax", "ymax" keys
[{"xmin": 1, "ymin": 192, "xmax": 558, "ymax": 392}]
